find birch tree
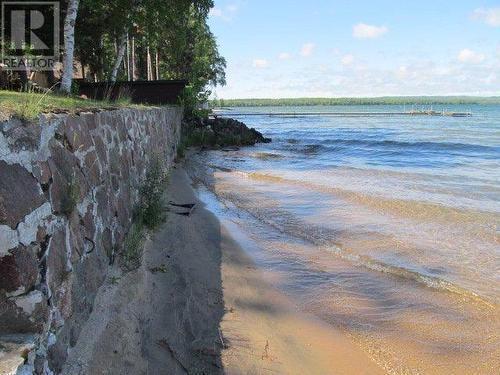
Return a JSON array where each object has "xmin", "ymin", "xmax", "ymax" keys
[
  {"xmin": 110, "ymin": 30, "xmax": 127, "ymax": 82},
  {"xmin": 60, "ymin": 0, "xmax": 80, "ymax": 93}
]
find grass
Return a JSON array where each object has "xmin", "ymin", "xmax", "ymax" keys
[{"xmin": 0, "ymin": 90, "xmax": 140, "ymax": 121}]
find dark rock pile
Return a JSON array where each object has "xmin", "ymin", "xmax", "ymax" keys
[
  {"xmin": 182, "ymin": 116, "xmax": 271, "ymax": 150},
  {"xmin": 207, "ymin": 117, "xmax": 271, "ymax": 146}
]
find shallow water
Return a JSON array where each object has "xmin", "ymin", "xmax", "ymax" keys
[{"xmin": 187, "ymin": 104, "xmax": 500, "ymax": 374}]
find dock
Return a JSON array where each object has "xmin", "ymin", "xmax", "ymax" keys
[{"xmin": 212, "ymin": 110, "xmax": 473, "ymax": 118}]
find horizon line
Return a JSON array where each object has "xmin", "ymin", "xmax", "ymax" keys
[{"xmin": 214, "ymin": 95, "xmax": 500, "ymax": 100}]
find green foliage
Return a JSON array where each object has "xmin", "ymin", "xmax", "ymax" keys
[
  {"xmin": 76, "ymin": 0, "xmax": 133, "ymax": 80},
  {"xmin": 177, "ymin": 124, "xmax": 217, "ymax": 159},
  {"xmin": 61, "ymin": 177, "xmax": 80, "ymax": 217},
  {"xmin": 75, "ymin": 0, "xmax": 224, "ymax": 88},
  {"xmin": 74, "ymin": 0, "xmax": 225, "ymax": 112},
  {"xmin": 122, "ymin": 222, "xmax": 145, "ymax": 271},
  {"xmin": 136, "ymin": 156, "xmax": 168, "ymax": 230},
  {"xmin": 212, "ymin": 96, "xmax": 500, "ymax": 107},
  {"xmin": 176, "ymin": 141, "xmax": 186, "ymax": 159},
  {"xmin": 187, "ymin": 128, "xmax": 217, "ymax": 147},
  {"xmin": 122, "ymin": 156, "xmax": 168, "ymax": 270},
  {"xmin": 177, "ymin": 116, "xmax": 263, "ymax": 156},
  {"xmin": 71, "ymin": 80, "xmax": 80, "ymax": 96},
  {"xmin": 180, "ymin": 86, "xmax": 214, "ymax": 118}
]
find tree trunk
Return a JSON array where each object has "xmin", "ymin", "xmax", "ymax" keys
[
  {"xmin": 131, "ymin": 36, "xmax": 136, "ymax": 81},
  {"xmin": 126, "ymin": 34, "xmax": 130, "ymax": 81},
  {"xmin": 155, "ymin": 51, "xmax": 159, "ymax": 80},
  {"xmin": 60, "ymin": 0, "xmax": 80, "ymax": 93},
  {"xmin": 146, "ymin": 46, "xmax": 151, "ymax": 80},
  {"xmin": 110, "ymin": 30, "xmax": 127, "ymax": 83}
]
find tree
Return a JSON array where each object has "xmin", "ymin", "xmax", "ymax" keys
[
  {"xmin": 160, "ymin": 4, "xmax": 225, "ymax": 112},
  {"xmin": 60, "ymin": 0, "xmax": 80, "ymax": 93},
  {"xmin": 71, "ymin": 0, "xmax": 225, "ymax": 109},
  {"xmin": 110, "ymin": 29, "xmax": 127, "ymax": 82}
]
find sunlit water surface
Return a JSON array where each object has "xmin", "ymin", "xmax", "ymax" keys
[{"xmin": 186, "ymin": 105, "xmax": 500, "ymax": 374}]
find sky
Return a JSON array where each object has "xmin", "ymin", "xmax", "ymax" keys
[{"xmin": 207, "ymin": 0, "xmax": 500, "ymax": 99}]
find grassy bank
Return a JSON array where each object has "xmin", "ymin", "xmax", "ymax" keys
[
  {"xmin": 212, "ymin": 96, "xmax": 500, "ymax": 107},
  {"xmin": 0, "ymin": 90, "xmax": 138, "ymax": 121}
]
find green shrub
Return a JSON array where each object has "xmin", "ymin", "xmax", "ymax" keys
[
  {"xmin": 136, "ymin": 156, "xmax": 168, "ymax": 230},
  {"xmin": 176, "ymin": 127, "xmax": 218, "ymax": 159},
  {"xmin": 122, "ymin": 222, "xmax": 145, "ymax": 271},
  {"xmin": 61, "ymin": 177, "xmax": 80, "ymax": 216},
  {"xmin": 176, "ymin": 141, "xmax": 187, "ymax": 159},
  {"xmin": 122, "ymin": 156, "xmax": 168, "ymax": 271}
]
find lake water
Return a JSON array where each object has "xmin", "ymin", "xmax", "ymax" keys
[{"xmin": 186, "ymin": 105, "xmax": 500, "ymax": 374}]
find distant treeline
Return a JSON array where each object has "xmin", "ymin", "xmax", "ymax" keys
[{"xmin": 212, "ymin": 96, "xmax": 500, "ymax": 107}]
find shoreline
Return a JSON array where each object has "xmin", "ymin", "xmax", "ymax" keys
[
  {"xmin": 218, "ymin": 216, "xmax": 383, "ymax": 375},
  {"xmin": 62, "ymin": 165, "xmax": 382, "ymax": 374}
]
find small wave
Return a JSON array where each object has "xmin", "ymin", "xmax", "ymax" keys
[
  {"xmin": 245, "ymin": 170, "xmax": 500, "ymax": 224},
  {"xmin": 279, "ymin": 137, "xmax": 499, "ymax": 158},
  {"xmin": 214, "ymin": 170, "xmax": 498, "ymax": 307},
  {"xmin": 300, "ymin": 144, "xmax": 325, "ymax": 154},
  {"xmin": 317, "ymin": 138, "xmax": 499, "ymax": 154},
  {"xmin": 324, "ymin": 246, "xmax": 495, "ymax": 308},
  {"xmin": 248, "ymin": 172, "xmax": 285, "ymax": 183},
  {"xmin": 252, "ymin": 152, "xmax": 286, "ymax": 160},
  {"xmin": 208, "ymin": 164, "xmax": 233, "ymax": 173}
]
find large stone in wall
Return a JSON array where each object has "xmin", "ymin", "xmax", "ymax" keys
[
  {"xmin": 46, "ymin": 228, "xmax": 70, "ymax": 300},
  {"xmin": 48, "ymin": 140, "xmax": 88, "ymax": 215},
  {"xmin": 0, "ymin": 291, "xmax": 47, "ymax": 334},
  {"xmin": 0, "ymin": 119, "xmax": 42, "ymax": 153},
  {"xmin": 83, "ymin": 150, "xmax": 101, "ymax": 186},
  {"xmin": 58, "ymin": 116, "xmax": 95, "ymax": 153},
  {"xmin": 0, "ymin": 161, "xmax": 46, "ymax": 228},
  {"xmin": 0, "ymin": 245, "xmax": 39, "ymax": 296}
]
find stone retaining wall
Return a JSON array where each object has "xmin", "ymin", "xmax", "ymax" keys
[{"xmin": 0, "ymin": 107, "xmax": 182, "ymax": 374}]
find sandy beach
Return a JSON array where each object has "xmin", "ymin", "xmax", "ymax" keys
[{"xmin": 61, "ymin": 166, "xmax": 382, "ymax": 374}]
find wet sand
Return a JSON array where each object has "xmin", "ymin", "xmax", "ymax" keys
[
  {"xmin": 62, "ymin": 166, "xmax": 382, "ymax": 374},
  {"xmin": 183, "ymin": 147, "xmax": 500, "ymax": 374}
]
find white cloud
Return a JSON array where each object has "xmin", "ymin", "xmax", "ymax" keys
[
  {"xmin": 214, "ymin": 50, "xmax": 500, "ymax": 99},
  {"xmin": 209, "ymin": 4, "xmax": 238, "ymax": 21},
  {"xmin": 278, "ymin": 52, "xmax": 291, "ymax": 60},
  {"xmin": 253, "ymin": 59, "xmax": 269, "ymax": 68},
  {"xmin": 353, "ymin": 23, "xmax": 388, "ymax": 39},
  {"xmin": 457, "ymin": 49, "xmax": 486, "ymax": 64},
  {"xmin": 341, "ymin": 54, "xmax": 354, "ymax": 66},
  {"xmin": 300, "ymin": 43, "xmax": 315, "ymax": 57},
  {"xmin": 472, "ymin": 7, "xmax": 500, "ymax": 27}
]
